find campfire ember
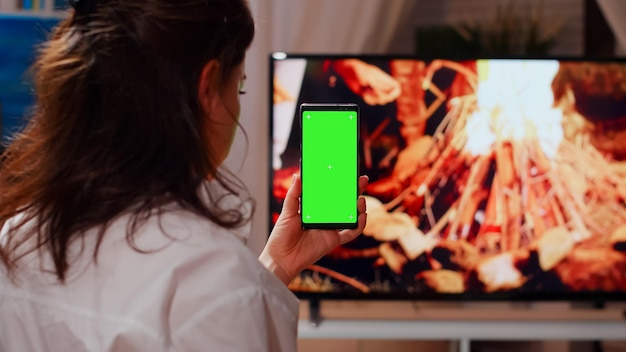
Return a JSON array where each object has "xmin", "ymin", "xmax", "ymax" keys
[
  {"xmin": 415, "ymin": 270, "xmax": 465, "ymax": 294},
  {"xmin": 532, "ymin": 226, "xmax": 573, "ymax": 271},
  {"xmin": 471, "ymin": 251, "xmax": 527, "ymax": 292}
]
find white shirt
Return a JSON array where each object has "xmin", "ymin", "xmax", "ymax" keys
[{"xmin": 0, "ymin": 202, "xmax": 299, "ymax": 352}]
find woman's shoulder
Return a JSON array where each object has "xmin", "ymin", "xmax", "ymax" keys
[
  {"xmin": 134, "ymin": 204, "xmax": 252, "ymax": 249},
  {"xmin": 103, "ymin": 205, "xmax": 257, "ymax": 278},
  {"xmin": 109, "ymin": 207, "xmax": 298, "ymax": 328},
  {"xmin": 90, "ymin": 206, "xmax": 292, "ymax": 322}
]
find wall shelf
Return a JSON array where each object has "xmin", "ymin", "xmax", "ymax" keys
[
  {"xmin": 0, "ymin": 0, "xmax": 66, "ymax": 18},
  {"xmin": 0, "ymin": 10, "xmax": 66, "ymax": 18}
]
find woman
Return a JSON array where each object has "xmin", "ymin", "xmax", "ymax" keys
[{"xmin": 0, "ymin": 0, "xmax": 367, "ymax": 351}]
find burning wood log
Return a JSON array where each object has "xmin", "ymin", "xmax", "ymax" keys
[
  {"xmin": 504, "ymin": 183, "xmax": 523, "ymax": 251},
  {"xmin": 415, "ymin": 270, "xmax": 465, "ymax": 293},
  {"xmin": 610, "ymin": 161, "xmax": 626, "ymax": 179},
  {"xmin": 562, "ymin": 140, "xmax": 626, "ymax": 202},
  {"xmin": 378, "ymin": 146, "xmax": 400, "ymax": 169},
  {"xmin": 374, "ymin": 212, "xmax": 416, "ymax": 242},
  {"xmin": 495, "ymin": 171, "xmax": 508, "ymax": 250},
  {"xmin": 470, "ymin": 252, "xmax": 527, "ymax": 292},
  {"xmin": 423, "ymin": 60, "xmax": 479, "ymax": 92},
  {"xmin": 477, "ymin": 172, "xmax": 500, "ymax": 237},
  {"xmin": 528, "ymin": 138, "xmax": 552, "ymax": 175},
  {"xmin": 547, "ymin": 169, "xmax": 592, "ymax": 241},
  {"xmin": 525, "ymin": 179, "xmax": 547, "ymax": 239},
  {"xmin": 554, "ymin": 248, "xmax": 626, "ymax": 291},
  {"xmin": 419, "ymin": 205, "xmax": 456, "ymax": 246},
  {"xmin": 417, "ymin": 132, "xmax": 468, "ymax": 197},
  {"xmin": 457, "ymin": 188, "xmax": 488, "ymax": 240},
  {"xmin": 558, "ymin": 163, "xmax": 589, "ymax": 197},
  {"xmin": 495, "ymin": 141, "xmax": 516, "ymax": 187},
  {"xmin": 368, "ymin": 136, "xmax": 434, "ymax": 197},
  {"xmin": 378, "ymin": 242, "xmax": 407, "ymax": 274},
  {"xmin": 422, "ymin": 81, "xmax": 447, "ymax": 124},
  {"xmin": 531, "ymin": 226, "xmax": 574, "ymax": 271},
  {"xmin": 362, "ymin": 117, "xmax": 392, "ymax": 170},
  {"xmin": 431, "ymin": 239, "xmax": 480, "ymax": 272},
  {"xmin": 440, "ymin": 151, "xmax": 469, "ymax": 182},
  {"xmin": 397, "ymin": 228, "xmax": 438, "ymax": 260},
  {"xmin": 547, "ymin": 187, "xmax": 566, "ymax": 227},
  {"xmin": 449, "ymin": 153, "xmax": 492, "ymax": 240},
  {"xmin": 519, "ymin": 139, "xmax": 531, "ymax": 216},
  {"xmin": 394, "ymin": 136, "xmax": 434, "ymax": 182}
]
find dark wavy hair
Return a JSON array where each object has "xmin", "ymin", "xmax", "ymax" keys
[{"xmin": 0, "ymin": 0, "xmax": 255, "ymax": 282}]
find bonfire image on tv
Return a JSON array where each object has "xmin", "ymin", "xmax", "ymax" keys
[{"xmin": 270, "ymin": 55, "xmax": 626, "ymax": 299}]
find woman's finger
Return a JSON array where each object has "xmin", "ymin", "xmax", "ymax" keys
[
  {"xmin": 357, "ymin": 195, "xmax": 366, "ymax": 215},
  {"xmin": 337, "ymin": 197, "xmax": 367, "ymax": 244},
  {"xmin": 280, "ymin": 174, "xmax": 302, "ymax": 218},
  {"xmin": 358, "ymin": 175, "xmax": 369, "ymax": 194},
  {"xmin": 338, "ymin": 212, "xmax": 367, "ymax": 244}
]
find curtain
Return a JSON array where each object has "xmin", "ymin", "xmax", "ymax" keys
[
  {"xmin": 269, "ymin": 0, "xmax": 418, "ymax": 53},
  {"xmin": 596, "ymin": 0, "xmax": 626, "ymax": 54}
]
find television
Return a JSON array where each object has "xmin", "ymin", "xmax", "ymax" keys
[{"xmin": 269, "ymin": 53, "xmax": 626, "ymax": 301}]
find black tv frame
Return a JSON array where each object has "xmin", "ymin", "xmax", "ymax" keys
[{"xmin": 268, "ymin": 53, "xmax": 626, "ymax": 305}]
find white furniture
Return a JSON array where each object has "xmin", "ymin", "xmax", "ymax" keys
[
  {"xmin": 299, "ymin": 318, "xmax": 626, "ymax": 352},
  {"xmin": 298, "ymin": 302, "xmax": 626, "ymax": 352}
]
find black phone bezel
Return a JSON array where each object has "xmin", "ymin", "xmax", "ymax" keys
[{"xmin": 299, "ymin": 103, "xmax": 360, "ymax": 230}]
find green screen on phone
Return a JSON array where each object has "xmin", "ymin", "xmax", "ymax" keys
[{"xmin": 301, "ymin": 104, "xmax": 359, "ymax": 229}]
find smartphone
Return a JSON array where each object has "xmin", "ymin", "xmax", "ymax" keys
[{"xmin": 300, "ymin": 103, "xmax": 359, "ymax": 229}]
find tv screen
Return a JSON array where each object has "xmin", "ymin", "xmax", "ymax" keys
[{"xmin": 269, "ymin": 54, "xmax": 626, "ymax": 301}]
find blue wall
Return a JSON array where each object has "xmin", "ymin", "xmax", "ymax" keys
[{"xmin": 0, "ymin": 15, "xmax": 59, "ymax": 141}]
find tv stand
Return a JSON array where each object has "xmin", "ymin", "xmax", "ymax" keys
[
  {"xmin": 308, "ymin": 299, "xmax": 322, "ymax": 327},
  {"xmin": 299, "ymin": 301, "xmax": 626, "ymax": 352},
  {"xmin": 588, "ymin": 302, "xmax": 626, "ymax": 319}
]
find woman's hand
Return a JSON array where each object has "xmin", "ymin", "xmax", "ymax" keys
[{"xmin": 259, "ymin": 174, "xmax": 368, "ymax": 285}]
